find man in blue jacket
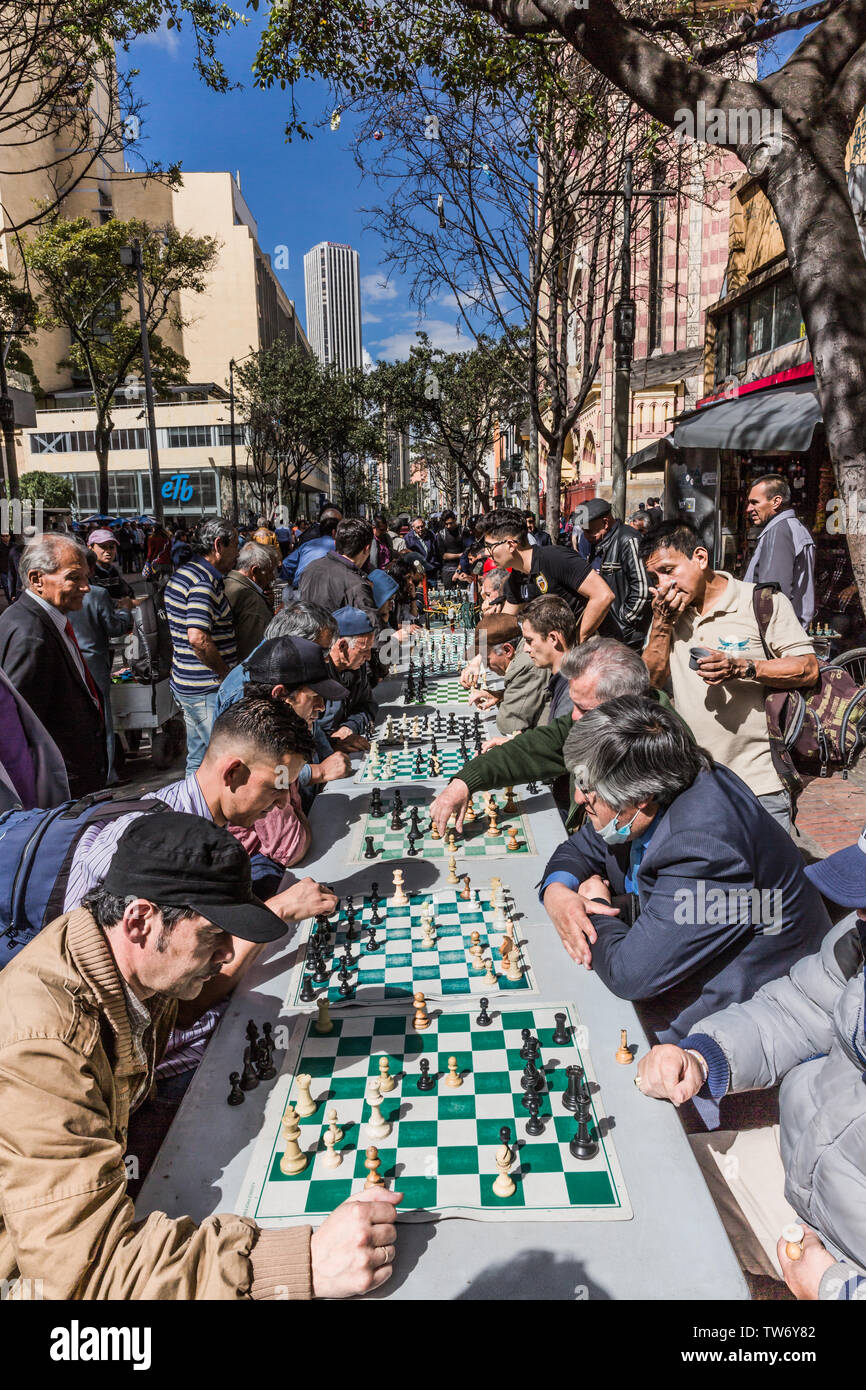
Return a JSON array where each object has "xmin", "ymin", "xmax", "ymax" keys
[{"xmin": 540, "ymin": 695, "xmax": 830, "ymax": 1122}]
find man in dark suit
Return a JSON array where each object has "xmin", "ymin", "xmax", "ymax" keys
[
  {"xmin": 0, "ymin": 534, "xmax": 107, "ymax": 798},
  {"xmin": 540, "ymin": 695, "xmax": 830, "ymax": 1108}
]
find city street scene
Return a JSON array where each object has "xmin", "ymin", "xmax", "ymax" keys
[{"xmin": 0, "ymin": 0, "xmax": 864, "ymax": 1349}]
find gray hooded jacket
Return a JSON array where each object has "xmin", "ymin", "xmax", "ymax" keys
[{"xmin": 684, "ymin": 914, "xmax": 866, "ymax": 1300}]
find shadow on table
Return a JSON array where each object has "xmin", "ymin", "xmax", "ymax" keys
[{"xmin": 455, "ymin": 1248, "xmax": 612, "ymax": 1301}]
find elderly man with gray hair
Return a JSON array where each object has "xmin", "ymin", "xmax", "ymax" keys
[
  {"xmin": 434, "ymin": 637, "xmax": 653, "ymax": 834},
  {"xmin": 224, "ymin": 540, "xmax": 279, "ymax": 661},
  {"xmin": 0, "ymin": 533, "xmax": 107, "ymax": 797},
  {"xmin": 539, "ymin": 696, "xmax": 830, "ymax": 1122}
]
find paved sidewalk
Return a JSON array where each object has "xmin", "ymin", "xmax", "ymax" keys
[{"xmin": 795, "ymin": 766, "xmax": 866, "ymax": 863}]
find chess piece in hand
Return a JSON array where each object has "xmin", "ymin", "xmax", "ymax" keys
[
  {"xmin": 310, "ymin": 1188, "xmax": 404, "ymax": 1298},
  {"xmin": 268, "ymin": 877, "xmax": 338, "ymax": 923},
  {"xmin": 635, "ymin": 1044, "xmax": 705, "ymax": 1106},
  {"xmin": 776, "ymin": 1225, "xmax": 836, "ymax": 1300}
]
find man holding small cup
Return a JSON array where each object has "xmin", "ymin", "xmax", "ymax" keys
[{"xmin": 640, "ymin": 520, "xmax": 817, "ymax": 830}]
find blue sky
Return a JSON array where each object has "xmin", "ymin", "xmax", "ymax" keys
[
  {"xmin": 124, "ymin": 21, "xmax": 460, "ymax": 364},
  {"xmin": 123, "ymin": 18, "xmax": 805, "ymax": 362}
]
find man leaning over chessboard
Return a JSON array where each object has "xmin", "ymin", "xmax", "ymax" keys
[{"xmin": 0, "ymin": 813, "xmax": 400, "ymax": 1300}]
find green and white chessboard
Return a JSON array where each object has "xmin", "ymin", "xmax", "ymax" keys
[
  {"xmin": 287, "ymin": 884, "xmax": 536, "ymax": 1007},
  {"xmin": 354, "ymin": 745, "xmax": 471, "ymax": 784},
  {"xmin": 236, "ymin": 1001, "xmax": 632, "ymax": 1224},
  {"xmin": 347, "ymin": 788, "xmax": 536, "ymax": 861},
  {"xmin": 395, "ymin": 677, "xmax": 474, "ymax": 707}
]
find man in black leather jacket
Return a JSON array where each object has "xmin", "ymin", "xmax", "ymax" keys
[{"xmin": 577, "ymin": 498, "xmax": 650, "ymax": 651}]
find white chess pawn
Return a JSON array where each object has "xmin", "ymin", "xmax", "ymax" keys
[
  {"xmin": 326, "ymin": 1105, "xmax": 343, "ymax": 1143},
  {"xmin": 322, "ymin": 1126, "xmax": 342, "ymax": 1168}
]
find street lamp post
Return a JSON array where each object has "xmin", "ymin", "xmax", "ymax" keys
[
  {"xmin": 120, "ymin": 240, "xmax": 164, "ymax": 524},
  {"xmin": 584, "ymin": 153, "xmax": 676, "ymax": 519},
  {"xmin": 229, "ymin": 357, "xmax": 239, "ymax": 525}
]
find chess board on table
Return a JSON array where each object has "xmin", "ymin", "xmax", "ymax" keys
[
  {"xmin": 354, "ymin": 745, "xmax": 472, "ymax": 784},
  {"xmin": 287, "ymin": 883, "xmax": 537, "ymax": 1007},
  {"xmin": 373, "ymin": 711, "xmax": 488, "ymax": 746},
  {"xmin": 236, "ymin": 1001, "xmax": 632, "ymax": 1225},
  {"xmin": 347, "ymin": 788, "xmax": 537, "ymax": 862},
  {"xmin": 394, "ymin": 677, "xmax": 475, "ymax": 707}
]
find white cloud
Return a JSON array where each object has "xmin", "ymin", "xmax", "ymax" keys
[
  {"xmin": 363, "ymin": 311, "xmax": 382, "ymax": 324},
  {"xmin": 361, "ymin": 273, "xmax": 398, "ymax": 303},
  {"xmin": 134, "ymin": 21, "xmax": 181, "ymax": 54},
  {"xmin": 362, "ymin": 347, "xmax": 375, "ymax": 372},
  {"xmin": 373, "ymin": 319, "xmax": 465, "ymax": 360}
]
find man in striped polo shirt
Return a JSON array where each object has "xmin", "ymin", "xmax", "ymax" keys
[{"xmin": 165, "ymin": 517, "xmax": 239, "ymax": 774}]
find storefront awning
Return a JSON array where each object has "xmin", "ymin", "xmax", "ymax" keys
[
  {"xmin": 627, "ymin": 437, "xmax": 669, "ymax": 473},
  {"xmin": 672, "ymin": 380, "xmax": 822, "ymax": 454}
]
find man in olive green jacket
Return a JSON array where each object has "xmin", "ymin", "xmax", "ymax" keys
[
  {"xmin": 0, "ymin": 813, "xmax": 400, "ymax": 1300},
  {"xmin": 432, "ymin": 637, "xmax": 659, "ymax": 835},
  {"xmin": 224, "ymin": 543, "xmax": 279, "ymax": 661}
]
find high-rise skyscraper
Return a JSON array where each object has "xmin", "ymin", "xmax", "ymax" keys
[{"xmin": 303, "ymin": 242, "xmax": 363, "ymax": 372}]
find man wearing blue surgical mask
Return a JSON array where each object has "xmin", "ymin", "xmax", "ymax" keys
[{"xmin": 539, "ymin": 695, "xmax": 830, "ymax": 1117}]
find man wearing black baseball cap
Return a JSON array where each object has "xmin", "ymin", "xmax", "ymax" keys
[{"xmin": 0, "ymin": 811, "xmax": 402, "ymax": 1300}]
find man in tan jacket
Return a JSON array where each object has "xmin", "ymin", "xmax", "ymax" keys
[{"xmin": 0, "ymin": 812, "xmax": 400, "ymax": 1300}]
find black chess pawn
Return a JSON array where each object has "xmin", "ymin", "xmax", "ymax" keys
[
  {"xmin": 299, "ymin": 973, "xmax": 316, "ymax": 1003},
  {"xmin": 527, "ymin": 781, "xmax": 538, "ymax": 794},
  {"xmin": 476, "ymin": 997, "xmax": 492, "ymax": 1027},
  {"xmin": 417, "ymin": 1057, "xmax": 436, "ymax": 1091},
  {"xmin": 407, "ymin": 831, "xmax": 419, "ymax": 856},
  {"xmin": 390, "ymin": 808, "xmax": 402, "ymax": 831},
  {"xmin": 240, "ymin": 1046, "xmax": 259, "ymax": 1091},
  {"xmin": 245, "ymin": 1019, "xmax": 259, "ymax": 1047},
  {"xmin": 409, "ymin": 807, "xmax": 422, "ymax": 834},
  {"xmin": 519, "ymin": 1027, "xmax": 532, "ymax": 1060},
  {"xmin": 341, "ymin": 948, "xmax": 355, "ymax": 975},
  {"xmin": 369, "ymin": 901, "xmax": 382, "ymax": 925},
  {"xmin": 364, "ymin": 835, "xmax": 378, "ymax": 860},
  {"xmin": 394, "ymin": 790, "xmax": 403, "ymax": 811},
  {"xmin": 227, "ymin": 1072, "xmax": 245, "ymax": 1106},
  {"xmin": 346, "ymin": 895, "xmax": 355, "ymax": 914},
  {"xmin": 367, "ymin": 925, "xmax": 380, "ymax": 952},
  {"xmin": 569, "ymin": 1108, "xmax": 599, "ymax": 1161},
  {"xmin": 552, "ymin": 1013, "xmax": 570, "ymax": 1046},
  {"xmin": 345, "ymin": 920, "xmax": 358, "ymax": 943},
  {"xmin": 414, "ymin": 751, "xmax": 424, "ymax": 773},
  {"xmin": 525, "ymin": 1096, "xmax": 544, "ymax": 1137},
  {"xmin": 430, "ymin": 735, "xmax": 438, "ymax": 755},
  {"xmin": 562, "ymin": 1064, "xmax": 585, "ymax": 1113},
  {"xmin": 370, "ymin": 882, "xmax": 379, "ymax": 903},
  {"xmin": 338, "ymin": 978, "xmax": 354, "ymax": 999},
  {"xmin": 313, "ymin": 948, "xmax": 330, "ymax": 985}
]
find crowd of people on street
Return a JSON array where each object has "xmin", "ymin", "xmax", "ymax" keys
[{"xmin": 0, "ymin": 486, "xmax": 862, "ymax": 1304}]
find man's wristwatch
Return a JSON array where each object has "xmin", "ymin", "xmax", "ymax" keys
[{"xmin": 742, "ymin": 659, "xmax": 757, "ymax": 679}]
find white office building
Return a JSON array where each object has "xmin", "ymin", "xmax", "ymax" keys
[{"xmin": 304, "ymin": 242, "xmax": 363, "ymax": 372}]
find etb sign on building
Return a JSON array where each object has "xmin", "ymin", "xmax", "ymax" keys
[{"xmin": 161, "ymin": 473, "xmax": 194, "ymax": 504}]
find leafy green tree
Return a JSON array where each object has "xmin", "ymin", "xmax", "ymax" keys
[
  {"xmin": 388, "ymin": 482, "xmax": 423, "ymax": 517},
  {"xmin": 368, "ymin": 334, "xmax": 527, "ymax": 513},
  {"xmin": 17, "ymin": 471, "xmax": 74, "ymax": 508},
  {"xmin": 25, "ymin": 215, "xmax": 218, "ymax": 514},
  {"xmin": 233, "ymin": 340, "xmax": 331, "ymax": 520}
]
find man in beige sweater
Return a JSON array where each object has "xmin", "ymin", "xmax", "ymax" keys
[{"xmin": 0, "ymin": 812, "xmax": 400, "ymax": 1299}]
